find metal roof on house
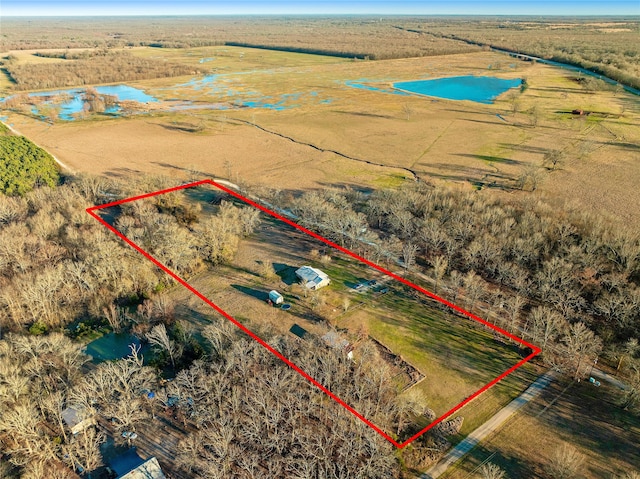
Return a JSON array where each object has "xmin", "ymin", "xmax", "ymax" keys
[{"xmin": 295, "ymin": 266, "xmax": 329, "ymax": 288}]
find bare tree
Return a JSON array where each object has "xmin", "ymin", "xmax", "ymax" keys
[
  {"xmin": 402, "ymin": 242, "xmax": 418, "ymax": 271},
  {"xmin": 560, "ymin": 322, "xmax": 602, "ymax": 380},
  {"xmin": 431, "ymin": 256, "xmax": 448, "ymax": 295},
  {"xmin": 545, "ymin": 443, "xmax": 584, "ymax": 479},
  {"xmin": 402, "ymin": 103, "xmax": 413, "ymax": 120},
  {"xmin": 146, "ymin": 323, "xmax": 182, "ymax": 368},
  {"xmin": 479, "ymin": 462, "xmax": 506, "ymax": 479},
  {"xmin": 543, "ymin": 149, "xmax": 566, "ymax": 171}
]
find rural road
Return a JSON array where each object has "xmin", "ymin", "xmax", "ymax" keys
[
  {"xmin": 591, "ymin": 367, "xmax": 629, "ymax": 391},
  {"xmin": 420, "ymin": 369, "xmax": 557, "ymax": 479}
]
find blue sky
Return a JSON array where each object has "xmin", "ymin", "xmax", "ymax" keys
[{"xmin": 2, "ymin": 0, "xmax": 638, "ymax": 16}]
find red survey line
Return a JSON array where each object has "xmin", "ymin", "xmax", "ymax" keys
[{"xmin": 87, "ymin": 179, "xmax": 541, "ymax": 449}]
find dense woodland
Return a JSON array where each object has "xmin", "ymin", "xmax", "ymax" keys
[
  {"xmin": 0, "ymin": 129, "xmax": 59, "ymax": 195},
  {"xmin": 0, "ymin": 173, "xmax": 638, "ymax": 477},
  {"xmin": 1, "ymin": 17, "xmax": 638, "ymax": 88},
  {"xmin": 3, "ymin": 50, "xmax": 199, "ymax": 91},
  {"xmin": 270, "ymin": 183, "xmax": 640, "ymax": 391},
  {"xmin": 0, "ymin": 177, "xmax": 452, "ymax": 478}
]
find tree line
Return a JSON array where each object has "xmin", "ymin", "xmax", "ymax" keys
[
  {"xmin": 4, "ymin": 51, "xmax": 200, "ymax": 91},
  {"xmin": 404, "ymin": 20, "xmax": 640, "ymax": 90},
  {"xmin": 271, "ymin": 183, "xmax": 639, "ymax": 406}
]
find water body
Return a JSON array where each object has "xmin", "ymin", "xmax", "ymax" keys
[
  {"xmin": 344, "ymin": 80, "xmax": 410, "ymax": 96},
  {"xmin": 394, "ymin": 76, "xmax": 522, "ymax": 104},
  {"xmin": 84, "ymin": 333, "xmax": 143, "ymax": 363},
  {"xmin": 13, "ymin": 85, "xmax": 159, "ymax": 121}
]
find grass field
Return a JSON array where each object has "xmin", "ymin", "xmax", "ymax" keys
[
  {"xmin": 4, "ymin": 47, "xmax": 639, "ymax": 226},
  {"xmin": 441, "ymin": 376, "xmax": 640, "ymax": 479}
]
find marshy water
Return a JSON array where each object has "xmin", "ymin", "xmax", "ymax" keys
[
  {"xmin": 4, "ymin": 72, "xmax": 521, "ymax": 123},
  {"xmin": 22, "ymin": 85, "xmax": 159, "ymax": 120}
]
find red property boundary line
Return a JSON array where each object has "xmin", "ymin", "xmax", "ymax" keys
[{"xmin": 87, "ymin": 179, "xmax": 541, "ymax": 449}]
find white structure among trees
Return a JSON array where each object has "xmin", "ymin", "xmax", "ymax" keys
[{"xmin": 295, "ymin": 266, "xmax": 331, "ymax": 290}]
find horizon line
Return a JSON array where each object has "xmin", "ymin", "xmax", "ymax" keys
[{"xmin": 4, "ymin": 13, "xmax": 640, "ymax": 17}]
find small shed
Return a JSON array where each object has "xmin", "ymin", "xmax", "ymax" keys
[
  {"xmin": 289, "ymin": 324, "xmax": 308, "ymax": 339},
  {"xmin": 269, "ymin": 290, "xmax": 284, "ymax": 305}
]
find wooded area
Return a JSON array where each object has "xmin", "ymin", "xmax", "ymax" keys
[
  {"xmin": 1, "ymin": 17, "xmax": 638, "ymax": 88},
  {"xmin": 0, "ymin": 173, "xmax": 638, "ymax": 477},
  {"xmin": 4, "ymin": 51, "xmax": 199, "ymax": 91},
  {"xmin": 0, "ymin": 132, "xmax": 59, "ymax": 195},
  {"xmin": 271, "ymin": 184, "xmax": 639, "ymax": 397}
]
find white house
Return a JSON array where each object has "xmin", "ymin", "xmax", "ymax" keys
[{"xmin": 295, "ymin": 266, "xmax": 330, "ymax": 290}]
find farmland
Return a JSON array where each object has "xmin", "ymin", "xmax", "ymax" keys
[
  {"xmin": 1, "ymin": 14, "xmax": 640, "ymax": 479},
  {"xmin": 3, "ymin": 45, "xmax": 640, "ymax": 226}
]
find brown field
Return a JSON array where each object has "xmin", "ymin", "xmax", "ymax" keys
[
  {"xmin": 4, "ymin": 48, "xmax": 640, "ymax": 225},
  {"xmin": 441, "ymin": 377, "xmax": 640, "ymax": 479}
]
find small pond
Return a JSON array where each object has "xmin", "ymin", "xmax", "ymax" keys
[
  {"xmin": 393, "ymin": 76, "xmax": 522, "ymax": 104},
  {"xmin": 84, "ymin": 332, "xmax": 144, "ymax": 363}
]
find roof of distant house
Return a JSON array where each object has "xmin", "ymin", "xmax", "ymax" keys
[
  {"xmin": 117, "ymin": 457, "xmax": 166, "ymax": 479},
  {"xmin": 61, "ymin": 406, "xmax": 82, "ymax": 428},
  {"xmin": 321, "ymin": 330, "xmax": 349, "ymax": 350}
]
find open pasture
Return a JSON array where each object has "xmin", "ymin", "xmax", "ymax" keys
[
  {"xmin": 4, "ymin": 47, "xmax": 640, "ymax": 225},
  {"xmin": 441, "ymin": 377, "xmax": 640, "ymax": 479}
]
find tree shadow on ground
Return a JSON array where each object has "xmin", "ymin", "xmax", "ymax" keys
[
  {"xmin": 274, "ymin": 263, "xmax": 298, "ymax": 285},
  {"xmin": 456, "ymin": 153, "xmax": 522, "ymax": 165},
  {"xmin": 231, "ymin": 284, "xmax": 268, "ymax": 302}
]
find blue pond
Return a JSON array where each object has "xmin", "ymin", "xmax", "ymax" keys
[
  {"xmin": 84, "ymin": 333, "xmax": 144, "ymax": 363},
  {"xmin": 19, "ymin": 85, "xmax": 158, "ymax": 121},
  {"xmin": 393, "ymin": 76, "xmax": 522, "ymax": 104}
]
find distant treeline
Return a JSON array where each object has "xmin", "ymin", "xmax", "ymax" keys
[
  {"xmin": 1, "ymin": 17, "xmax": 638, "ymax": 89},
  {"xmin": 224, "ymin": 41, "xmax": 368, "ymax": 59},
  {"xmin": 5, "ymin": 51, "xmax": 199, "ymax": 91},
  {"xmin": 0, "ymin": 16, "xmax": 480, "ymax": 62},
  {"xmin": 399, "ymin": 20, "xmax": 640, "ymax": 90}
]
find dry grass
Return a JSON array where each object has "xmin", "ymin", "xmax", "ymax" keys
[
  {"xmin": 6, "ymin": 48, "xmax": 639, "ymax": 225},
  {"xmin": 441, "ymin": 377, "xmax": 640, "ymax": 479}
]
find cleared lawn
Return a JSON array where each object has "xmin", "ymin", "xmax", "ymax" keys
[{"xmin": 336, "ymin": 279, "xmax": 539, "ymax": 434}]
